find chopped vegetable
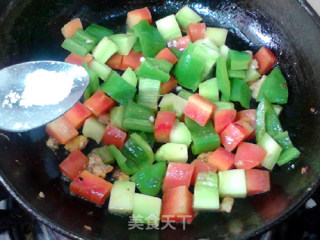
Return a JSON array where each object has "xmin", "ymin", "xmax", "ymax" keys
[
  {"xmin": 156, "ymin": 14, "xmax": 182, "ymax": 41},
  {"xmin": 214, "ymin": 109, "xmax": 237, "ymax": 134},
  {"xmin": 253, "ymin": 46, "xmax": 278, "ymax": 74},
  {"xmin": 218, "ymin": 169, "xmax": 247, "ymax": 198},
  {"xmin": 154, "ymin": 111, "xmax": 176, "ymax": 143},
  {"xmin": 64, "ymin": 102, "xmax": 92, "ymax": 129},
  {"xmin": 82, "ymin": 117, "xmax": 105, "ymax": 143},
  {"xmin": 102, "ymin": 124, "xmax": 127, "ymax": 150},
  {"xmin": 175, "ymin": 5, "xmax": 202, "ymax": 31},
  {"xmin": 46, "ymin": 116, "xmax": 78, "ymax": 144},
  {"xmin": 208, "ymin": 147, "xmax": 235, "ymax": 171},
  {"xmin": 59, "ymin": 150, "xmax": 89, "ymax": 180},
  {"xmin": 108, "ymin": 181, "xmax": 135, "ymax": 214},
  {"xmin": 84, "ymin": 90, "xmax": 115, "ymax": 116},
  {"xmin": 245, "ymin": 169, "xmax": 270, "ymax": 195},
  {"xmin": 126, "ymin": 7, "xmax": 152, "ymax": 28},
  {"xmin": 155, "ymin": 143, "xmax": 188, "ymax": 163},
  {"xmin": 61, "ymin": 18, "xmax": 83, "ymax": 38},
  {"xmin": 234, "ymin": 142, "xmax": 267, "ymax": 169}
]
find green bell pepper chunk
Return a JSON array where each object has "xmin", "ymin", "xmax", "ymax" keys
[
  {"xmin": 228, "ymin": 50, "xmax": 251, "ymax": 70},
  {"xmin": 216, "ymin": 56, "xmax": 230, "ymax": 101},
  {"xmin": 136, "ymin": 60, "xmax": 170, "ymax": 83},
  {"xmin": 133, "ymin": 20, "xmax": 166, "ymax": 57},
  {"xmin": 257, "ymin": 68, "xmax": 288, "ymax": 104},
  {"xmin": 100, "ymin": 71, "xmax": 137, "ymax": 104},
  {"xmin": 90, "ymin": 146, "xmax": 115, "ymax": 165},
  {"xmin": 133, "ymin": 38, "xmax": 142, "ymax": 52},
  {"xmin": 169, "ymin": 47, "xmax": 183, "ymax": 59},
  {"xmin": 178, "ymin": 89, "xmax": 193, "ymax": 100},
  {"xmin": 131, "ymin": 162, "xmax": 167, "ymax": 196},
  {"xmin": 85, "ymin": 24, "xmax": 114, "ymax": 41},
  {"xmin": 82, "ymin": 62, "xmax": 99, "ymax": 100},
  {"xmin": 277, "ymin": 147, "xmax": 301, "ymax": 166},
  {"xmin": 109, "ymin": 133, "xmax": 154, "ymax": 175},
  {"xmin": 146, "ymin": 58, "xmax": 173, "ymax": 73},
  {"xmin": 173, "ymin": 44, "xmax": 205, "ymax": 91},
  {"xmin": 230, "ymin": 78, "xmax": 252, "ymax": 109},
  {"xmin": 256, "ymin": 97, "xmax": 267, "ymax": 142},
  {"xmin": 185, "ymin": 117, "xmax": 220, "ymax": 155},
  {"xmin": 274, "ymin": 131, "xmax": 293, "ymax": 149}
]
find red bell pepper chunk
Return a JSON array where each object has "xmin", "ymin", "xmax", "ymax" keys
[
  {"xmin": 59, "ymin": 150, "xmax": 89, "ymax": 180},
  {"xmin": 161, "ymin": 185, "xmax": 194, "ymax": 224},
  {"xmin": 168, "ymin": 35, "xmax": 191, "ymax": 52},
  {"xmin": 155, "ymin": 48, "xmax": 178, "ymax": 65},
  {"xmin": 63, "ymin": 102, "xmax": 92, "ymax": 129},
  {"xmin": 101, "ymin": 124, "xmax": 127, "ymax": 150},
  {"xmin": 190, "ymin": 160, "xmax": 217, "ymax": 185},
  {"xmin": 213, "ymin": 109, "xmax": 237, "ymax": 134},
  {"xmin": 234, "ymin": 142, "xmax": 267, "ymax": 169},
  {"xmin": 70, "ymin": 170, "xmax": 113, "ymax": 206},
  {"xmin": 162, "ymin": 162, "xmax": 194, "ymax": 192},
  {"xmin": 208, "ymin": 147, "xmax": 235, "ymax": 171},
  {"xmin": 65, "ymin": 53, "xmax": 93, "ymax": 66},
  {"xmin": 84, "ymin": 90, "xmax": 115, "ymax": 116},
  {"xmin": 184, "ymin": 94, "xmax": 216, "ymax": 127},
  {"xmin": 46, "ymin": 116, "xmax": 78, "ymax": 144},
  {"xmin": 187, "ymin": 23, "xmax": 206, "ymax": 42},
  {"xmin": 245, "ymin": 169, "xmax": 270, "ymax": 195},
  {"xmin": 160, "ymin": 75, "xmax": 178, "ymax": 95},
  {"xmin": 126, "ymin": 7, "xmax": 152, "ymax": 28},
  {"xmin": 121, "ymin": 50, "xmax": 143, "ymax": 70},
  {"xmin": 154, "ymin": 111, "xmax": 176, "ymax": 143},
  {"xmin": 220, "ymin": 120, "xmax": 254, "ymax": 152},
  {"xmin": 235, "ymin": 109, "xmax": 257, "ymax": 140},
  {"xmin": 61, "ymin": 18, "xmax": 83, "ymax": 38},
  {"xmin": 106, "ymin": 53, "xmax": 124, "ymax": 70},
  {"xmin": 253, "ymin": 47, "xmax": 278, "ymax": 75}
]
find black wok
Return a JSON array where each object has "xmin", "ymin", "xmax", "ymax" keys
[{"xmin": 0, "ymin": 0, "xmax": 320, "ymax": 239}]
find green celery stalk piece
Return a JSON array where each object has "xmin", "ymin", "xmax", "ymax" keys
[
  {"xmin": 206, "ymin": 27, "xmax": 228, "ymax": 47},
  {"xmin": 100, "ymin": 71, "xmax": 137, "ymax": 104},
  {"xmin": 155, "ymin": 14, "xmax": 182, "ymax": 41},
  {"xmin": 82, "ymin": 117, "xmax": 105, "ymax": 143},
  {"xmin": 85, "ymin": 24, "xmax": 114, "ymax": 41},
  {"xmin": 82, "ymin": 62, "xmax": 99, "ymax": 97},
  {"xmin": 133, "ymin": 38, "xmax": 142, "ymax": 52},
  {"xmin": 122, "ymin": 68, "xmax": 138, "ymax": 87},
  {"xmin": 277, "ymin": 147, "xmax": 301, "ymax": 166},
  {"xmin": 131, "ymin": 162, "xmax": 167, "ymax": 196},
  {"xmin": 124, "ymin": 100, "xmax": 155, "ymax": 120},
  {"xmin": 136, "ymin": 60, "xmax": 170, "ymax": 83},
  {"xmin": 136, "ymin": 78, "xmax": 161, "ymax": 110},
  {"xmin": 110, "ymin": 105, "xmax": 126, "ymax": 131},
  {"xmin": 88, "ymin": 59, "xmax": 112, "ymax": 81},
  {"xmin": 175, "ymin": 5, "xmax": 202, "ymax": 31},
  {"xmin": 193, "ymin": 44, "xmax": 219, "ymax": 79},
  {"xmin": 220, "ymin": 45, "xmax": 230, "ymax": 59},
  {"xmin": 216, "ymin": 56, "xmax": 231, "ymax": 101},
  {"xmin": 244, "ymin": 68, "xmax": 261, "ymax": 82},
  {"xmin": 228, "ymin": 50, "xmax": 252, "ymax": 70},
  {"xmin": 177, "ymin": 89, "xmax": 193, "ymax": 100},
  {"xmin": 159, "ymin": 93, "xmax": 188, "ymax": 119},
  {"xmin": 256, "ymin": 97, "xmax": 267, "ymax": 142},
  {"xmin": 185, "ymin": 117, "xmax": 220, "ymax": 155},
  {"xmin": 146, "ymin": 57, "xmax": 173, "ymax": 73},
  {"xmin": 264, "ymin": 96, "xmax": 283, "ymax": 138},
  {"xmin": 92, "ymin": 36, "xmax": 119, "ymax": 63},
  {"xmin": 194, "ymin": 38, "xmax": 219, "ymax": 52},
  {"xmin": 213, "ymin": 101, "xmax": 235, "ymax": 110},
  {"xmin": 61, "ymin": 37, "xmax": 88, "ymax": 57},
  {"xmin": 91, "ymin": 146, "xmax": 115, "ymax": 164},
  {"xmin": 228, "ymin": 69, "xmax": 247, "ymax": 79},
  {"xmin": 230, "ymin": 78, "xmax": 252, "ymax": 109},
  {"xmin": 133, "ymin": 20, "xmax": 166, "ymax": 57},
  {"xmin": 155, "ymin": 143, "xmax": 188, "ymax": 163},
  {"xmin": 257, "ymin": 68, "xmax": 289, "ymax": 104},
  {"xmin": 199, "ymin": 78, "xmax": 219, "ymax": 102},
  {"xmin": 274, "ymin": 131, "xmax": 294, "ymax": 149},
  {"xmin": 173, "ymin": 44, "xmax": 205, "ymax": 91},
  {"xmin": 109, "ymin": 33, "xmax": 137, "ymax": 55},
  {"xmin": 122, "ymin": 118, "xmax": 154, "ymax": 133}
]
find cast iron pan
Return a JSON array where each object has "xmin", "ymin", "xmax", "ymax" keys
[{"xmin": 1, "ymin": 0, "xmax": 320, "ymax": 239}]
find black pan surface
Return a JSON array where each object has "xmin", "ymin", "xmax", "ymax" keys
[{"xmin": 1, "ymin": 0, "xmax": 320, "ymax": 239}]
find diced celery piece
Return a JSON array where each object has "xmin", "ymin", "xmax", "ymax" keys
[
  {"xmin": 220, "ymin": 45, "xmax": 230, "ymax": 59},
  {"xmin": 244, "ymin": 68, "xmax": 261, "ymax": 82},
  {"xmin": 124, "ymin": 101, "xmax": 155, "ymax": 120},
  {"xmin": 199, "ymin": 78, "xmax": 219, "ymax": 101},
  {"xmin": 136, "ymin": 78, "xmax": 161, "ymax": 110},
  {"xmin": 82, "ymin": 117, "xmax": 105, "ymax": 143},
  {"xmin": 110, "ymin": 105, "xmax": 126, "ymax": 131},
  {"xmin": 228, "ymin": 69, "xmax": 247, "ymax": 79},
  {"xmin": 258, "ymin": 133, "xmax": 283, "ymax": 170},
  {"xmin": 109, "ymin": 181, "xmax": 135, "ymax": 215},
  {"xmin": 92, "ymin": 37, "xmax": 118, "ymax": 63},
  {"xmin": 61, "ymin": 37, "xmax": 88, "ymax": 57},
  {"xmin": 85, "ymin": 24, "xmax": 114, "ymax": 41},
  {"xmin": 132, "ymin": 193, "xmax": 162, "ymax": 226},
  {"xmin": 109, "ymin": 33, "xmax": 137, "ymax": 55},
  {"xmin": 73, "ymin": 29, "xmax": 99, "ymax": 47},
  {"xmin": 216, "ymin": 56, "xmax": 230, "ymax": 101},
  {"xmin": 82, "ymin": 62, "xmax": 99, "ymax": 97},
  {"xmin": 122, "ymin": 68, "xmax": 138, "ymax": 87},
  {"xmin": 155, "ymin": 143, "xmax": 188, "ymax": 163},
  {"xmin": 159, "ymin": 93, "xmax": 188, "ymax": 118},
  {"xmin": 193, "ymin": 44, "xmax": 219, "ymax": 79},
  {"xmin": 156, "ymin": 14, "xmax": 182, "ymax": 41},
  {"xmin": 194, "ymin": 185, "xmax": 219, "ymax": 211},
  {"xmin": 122, "ymin": 118, "xmax": 154, "ymax": 133},
  {"xmin": 213, "ymin": 101, "xmax": 235, "ymax": 110},
  {"xmin": 206, "ymin": 27, "xmax": 228, "ymax": 47},
  {"xmin": 228, "ymin": 50, "xmax": 252, "ymax": 70},
  {"xmin": 194, "ymin": 38, "xmax": 219, "ymax": 52},
  {"xmin": 175, "ymin": 6, "xmax": 202, "ymax": 31},
  {"xmin": 274, "ymin": 131, "xmax": 293, "ymax": 149},
  {"xmin": 88, "ymin": 59, "xmax": 112, "ymax": 81},
  {"xmin": 91, "ymin": 146, "xmax": 115, "ymax": 164},
  {"xmin": 136, "ymin": 60, "xmax": 170, "ymax": 83},
  {"xmin": 177, "ymin": 89, "xmax": 193, "ymax": 100},
  {"xmin": 277, "ymin": 147, "xmax": 301, "ymax": 166},
  {"xmin": 218, "ymin": 169, "xmax": 247, "ymax": 198},
  {"xmin": 146, "ymin": 58, "xmax": 173, "ymax": 73},
  {"xmin": 170, "ymin": 120, "xmax": 192, "ymax": 146},
  {"xmin": 273, "ymin": 104, "xmax": 283, "ymax": 116}
]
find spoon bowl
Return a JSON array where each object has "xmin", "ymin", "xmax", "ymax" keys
[{"xmin": 0, "ymin": 61, "xmax": 89, "ymax": 132}]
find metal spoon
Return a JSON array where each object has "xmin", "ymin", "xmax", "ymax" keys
[{"xmin": 0, "ymin": 61, "xmax": 89, "ymax": 132}]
